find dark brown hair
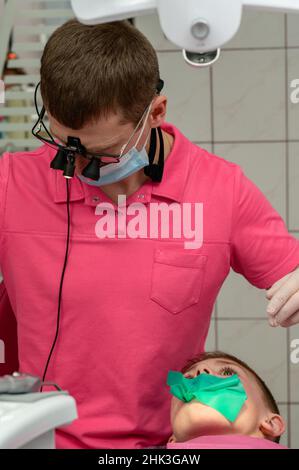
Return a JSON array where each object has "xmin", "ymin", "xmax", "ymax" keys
[
  {"xmin": 40, "ymin": 19, "xmax": 160, "ymax": 130},
  {"xmin": 181, "ymin": 351, "xmax": 281, "ymax": 443}
]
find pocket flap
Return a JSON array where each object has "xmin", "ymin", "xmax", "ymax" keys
[{"xmin": 154, "ymin": 247, "xmax": 208, "ymax": 269}]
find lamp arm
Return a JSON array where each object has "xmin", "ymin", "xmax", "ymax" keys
[
  {"xmin": 243, "ymin": 0, "xmax": 299, "ymax": 13},
  {"xmin": 71, "ymin": 0, "xmax": 157, "ymax": 25}
]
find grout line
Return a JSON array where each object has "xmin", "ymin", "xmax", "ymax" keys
[
  {"xmin": 211, "ymin": 59, "xmax": 219, "ymax": 351},
  {"xmin": 209, "ymin": 64, "xmax": 218, "ymax": 351},
  {"xmin": 209, "ymin": 67, "xmax": 215, "ymax": 151},
  {"xmin": 284, "ymin": 14, "xmax": 292, "ymax": 449},
  {"xmin": 285, "ymin": 17, "xmax": 290, "ymax": 232},
  {"xmin": 277, "ymin": 402, "xmax": 299, "ymax": 405}
]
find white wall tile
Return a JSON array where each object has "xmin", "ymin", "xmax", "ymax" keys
[
  {"xmin": 204, "ymin": 304, "xmax": 216, "ymax": 351},
  {"xmin": 287, "ymin": 13, "xmax": 299, "ymax": 47},
  {"xmin": 224, "ymin": 10, "xmax": 285, "ymax": 49},
  {"xmin": 217, "ymin": 271, "xmax": 268, "ymax": 319},
  {"xmin": 195, "ymin": 142, "xmax": 212, "ymax": 153},
  {"xmin": 205, "ymin": 319, "xmax": 216, "ymax": 351},
  {"xmin": 158, "ymin": 51, "xmax": 211, "ymax": 141},
  {"xmin": 289, "ymin": 144, "xmax": 299, "ymax": 231},
  {"xmin": 213, "ymin": 49, "xmax": 286, "ymax": 141},
  {"xmin": 214, "ymin": 142, "xmax": 287, "ymax": 219},
  {"xmin": 290, "ymin": 405, "xmax": 299, "ymax": 448},
  {"xmin": 217, "ymin": 320, "xmax": 288, "ymax": 402}
]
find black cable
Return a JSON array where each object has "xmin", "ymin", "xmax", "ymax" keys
[
  {"xmin": 33, "ymin": 82, "xmax": 55, "ymax": 143},
  {"xmin": 40, "ymin": 178, "xmax": 71, "ymax": 392}
]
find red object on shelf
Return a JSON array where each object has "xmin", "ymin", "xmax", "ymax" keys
[{"xmin": 7, "ymin": 52, "xmax": 17, "ymax": 60}]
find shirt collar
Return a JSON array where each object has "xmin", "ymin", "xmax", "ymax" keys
[{"xmin": 50, "ymin": 122, "xmax": 190, "ymax": 204}]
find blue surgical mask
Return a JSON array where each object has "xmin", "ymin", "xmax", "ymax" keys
[{"xmin": 77, "ymin": 101, "xmax": 153, "ymax": 187}]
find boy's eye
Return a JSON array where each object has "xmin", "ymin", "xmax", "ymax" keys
[{"xmin": 218, "ymin": 366, "xmax": 237, "ymax": 377}]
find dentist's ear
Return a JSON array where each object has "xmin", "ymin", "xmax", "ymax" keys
[
  {"xmin": 149, "ymin": 95, "xmax": 167, "ymax": 128},
  {"xmin": 259, "ymin": 414, "xmax": 286, "ymax": 440}
]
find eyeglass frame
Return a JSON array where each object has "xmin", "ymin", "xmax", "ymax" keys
[{"xmin": 31, "ymin": 81, "xmax": 162, "ymax": 166}]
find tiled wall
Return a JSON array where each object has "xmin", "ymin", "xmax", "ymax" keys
[{"xmin": 135, "ymin": 9, "xmax": 299, "ymax": 448}]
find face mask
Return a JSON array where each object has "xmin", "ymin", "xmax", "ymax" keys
[
  {"xmin": 167, "ymin": 371, "xmax": 247, "ymax": 422},
  {"xmin": 77, "ymin": 101, "xmax": 153, "ymax": 187}
]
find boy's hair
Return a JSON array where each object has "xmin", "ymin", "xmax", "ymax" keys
[
  {"xmin": 181, "ymin": 351, "xmax": 281, "ymax": 443},
  {"xmin": 40, "ymin": 19, "xmax": 160, "ymax": 130}
]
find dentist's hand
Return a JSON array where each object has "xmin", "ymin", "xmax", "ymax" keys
[{"xmin": 266, "ymin": 265, "xmax": 299, "ymax": 327}]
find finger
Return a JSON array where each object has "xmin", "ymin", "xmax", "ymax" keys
[
  {"xmin": 265, "ymin": 273, "xmax": 293, "ymax": 300},
  {"xmin": 268, "ymin": 315, "xmax": 279, "ymax": 327},
  {"xmin": 266, "ymin": 279, "xmax": 299, "ymax": 316},
  {"xmin": 274, "ymin": 291, "xmax": 299, "ymax": 325},
  {"xmin": 279, "ymin": 309, "xmax": 299, "ymax": 327}
]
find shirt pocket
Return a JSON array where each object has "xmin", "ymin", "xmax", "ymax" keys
[{"xmin": 150, "ymin": 247, "xmax": 208, "ymax": 314}]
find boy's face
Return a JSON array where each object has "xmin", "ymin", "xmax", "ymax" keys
[{"xmin": 170, "ymin": 358, "xmax": 276, "ymax": 443}]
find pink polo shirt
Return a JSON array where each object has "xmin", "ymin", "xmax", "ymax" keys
[{"xmin": 1, "ymin": 122, "xmax": 299, "ymax": 449}]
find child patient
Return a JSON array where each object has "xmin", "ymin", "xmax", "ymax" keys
[{"xmin": 166, "ymin": 351, "xmax": 287, "ymax": 449}]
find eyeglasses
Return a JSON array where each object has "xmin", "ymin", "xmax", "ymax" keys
[{"xmin": 31, "ymin": 81, "xmax": 159, "ymax": 166}]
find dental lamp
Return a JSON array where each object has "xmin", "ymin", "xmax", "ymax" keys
[{"xmin": 71, "ymin": 0, "xmax": 299, "ymax": 67}]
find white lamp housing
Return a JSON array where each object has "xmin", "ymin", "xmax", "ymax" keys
[{"xmin": 71, "ymin": 0, "xmax": 299, "ymax": 66}]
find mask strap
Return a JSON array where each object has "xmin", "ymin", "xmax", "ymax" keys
[
  {"xmin": 119, "ymin": 101, "xmax": 153, "ymax": 157},
  {"xmin": 147, "ymin": 128, "xmax": 157, "ymax": 164},
  {"xmin": 144, "ymin": 126, "xmax": 164, "ymax": 183},
  {"xmin": 135, "ymin": 101, "xmax": 153, "ymax": 149}
]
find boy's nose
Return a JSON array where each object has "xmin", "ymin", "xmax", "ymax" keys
[
  {"xmin": 184, "ymin": 367, "xmax": 212, "ymax": 378},
  {"xmin": 196, "ymin": 367, "xmax": 210, "ymax": 376}
]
